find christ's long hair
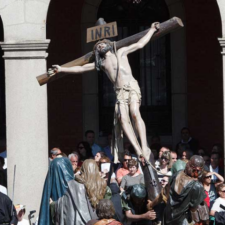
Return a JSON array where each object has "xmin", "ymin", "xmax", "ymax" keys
[
  {"xmin": 92, "ymin": 39, "xmax": 115, "ymax": 71},
  {"xmin": 75, "ymin": 159, "xmax": 107, "ymax": 208}
]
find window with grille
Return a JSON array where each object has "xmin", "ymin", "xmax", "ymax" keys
[{"xmin": 98, "ymin": 0, "xmax": 171, "ymax": 136}]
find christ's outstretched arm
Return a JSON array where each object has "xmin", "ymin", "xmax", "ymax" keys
[
  {"xmin": 48, "ymin": 62, "xmax": 95, "ymax": 76},
  {"xmin": 118, "ymin": 22, "xmax": 159, "ymax": 56}
]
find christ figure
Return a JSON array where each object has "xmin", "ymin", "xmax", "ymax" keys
[{"xmin": 48, "ymin": 22, "xmax": 159, "ymax": 162}]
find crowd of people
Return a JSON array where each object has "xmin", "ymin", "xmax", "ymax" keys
[{"xmin": 1, "ymin": 127, "xmax": 225, "ymax": 225}]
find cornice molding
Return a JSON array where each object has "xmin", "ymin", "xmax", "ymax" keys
[{"xmin": 0, "ymin": 40, "xmax": 50, "ymax": 59}]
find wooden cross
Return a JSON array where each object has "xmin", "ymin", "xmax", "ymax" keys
[{"xmin": 36, "ymin": 17, "xmax": 183, "ymax": 86}]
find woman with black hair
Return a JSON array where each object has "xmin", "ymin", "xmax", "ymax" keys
[{"xmin": 77, "ymin": 141, "xmax": 93, "ymax": 165}]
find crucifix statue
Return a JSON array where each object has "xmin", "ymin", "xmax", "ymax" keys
[
  {"xmin": 37, "ymin": 17, "xmax": 183, "ymax": 201},
  {"xmin": 48, "ymin": 22, "xmax": 158, "ymax": 163}
]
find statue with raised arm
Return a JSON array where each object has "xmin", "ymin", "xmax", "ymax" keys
[{"xmin": 48, "ymin": 22, "xmax": 159, "ymax": 163}]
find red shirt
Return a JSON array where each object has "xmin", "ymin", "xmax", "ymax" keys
[{"xmin": 204, "ymin": 190, "xmax": 210, "ymax": 208}]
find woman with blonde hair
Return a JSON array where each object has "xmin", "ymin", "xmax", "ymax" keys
[
  {"xmin": 76, "ymin": 159, "xmax": 107, "ymax": 208},
  {"xmin": 51, "ymin": 159, "xmax": 107, "ymax": 225}
]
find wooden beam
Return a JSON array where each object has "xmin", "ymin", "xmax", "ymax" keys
[{"xmin": 37, "ymin": 17, "xmax": 183, "ymax": 86}]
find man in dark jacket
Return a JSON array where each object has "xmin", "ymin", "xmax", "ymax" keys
[
  {"xmin": 164, "ymin": 155, "xmax": 208, "ymax": 225},
  {"xmin": 0, "ymin": 192, "xmax": 18, "ymax": 225}
]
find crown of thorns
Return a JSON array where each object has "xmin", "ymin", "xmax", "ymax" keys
[{"xmin": 93, "ymin": 39, "xmax": 113, "ymax": 52}]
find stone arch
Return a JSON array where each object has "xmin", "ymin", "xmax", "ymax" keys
[
  {"xmin": 216, "ymin": 0, "xmax": 225, "ymax": 36},
  {"xmin": 81, "ymin": 0, "xmax": 186, "ymax": 147}
]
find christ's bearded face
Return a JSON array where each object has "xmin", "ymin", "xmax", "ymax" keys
[
  {"xmin": 96, "ymin": 42, "xmax": 112, "ymax": 56},
  {"xmin": 93, "ymin": 40, "xmax": 114, "ymax": 71}
]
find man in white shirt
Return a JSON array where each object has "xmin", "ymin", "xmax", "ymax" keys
[{"xmin": 210, "ymin": 183, "xmax": 225, "ymax": 216}]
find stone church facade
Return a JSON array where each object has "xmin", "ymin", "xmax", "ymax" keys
[{"xmin": 0, "ymin": 0, "xmax": 225, "ymax": 217}]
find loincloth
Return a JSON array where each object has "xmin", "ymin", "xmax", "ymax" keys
[
  {"xmin": 114, "ymin": 79, "xmax": 142, "ymax": 105},
  {"xmin": 112, "ymin": 79, "xmax": 141, "ymax": 163}
]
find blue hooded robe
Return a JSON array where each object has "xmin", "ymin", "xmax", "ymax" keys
[{"xmin": 38, "ymin": 157, "xmax": 74, "ymax": 225}]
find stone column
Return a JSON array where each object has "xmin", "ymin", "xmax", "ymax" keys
[
  {"xmin": 0, "ymin": 40, "xmax": 49, "ymax": 216},
  {"xmin": 218, "ymin": 38, "xmax": 225, "ymax": 173}
]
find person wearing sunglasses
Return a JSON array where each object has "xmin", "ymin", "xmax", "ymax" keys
[
  {"xmin": 210, "ymin": 183, "xmax": 225, "ymax": 221},
  {"xmin": 116, "ymin": 150, "xmax": 131, "ymax": 185},
  {"xmin": 155, "ymin": 147, "xmax": 170, "ymax": 168},
  {"xmin": 77, "ymin": 141, "xmax": 93, "ymax": 165},
  {"xmin": 49, "ymin": 147, "xmax": 61, "ymax": 160},
  {"xmin": 160, "ymin": 176, "xmax": 169, "ymax": 188},
  {"xmin": 157, "ymin": 151, "xmax": 172, "ymax": 182},
  {"xmin": 200, "ymin": 170, "xmax": 224, "ymax": 209},
  {"xmin": 116, "ymin": 150, "xmax": 141, "ymax": 185}
]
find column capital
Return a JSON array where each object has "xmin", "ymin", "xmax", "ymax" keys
[
  {"xmin": 218, "ymin": 38, "xmax": 225, "ymax": 55},
  {"xmin": 0, "ymin": 40, "xmax": 50, "ymax": 59}
]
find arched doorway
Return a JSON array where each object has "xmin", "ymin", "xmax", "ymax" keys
[
  {"xmin": 81, "ymin": 0, "xmax": 187, "ymax": 147},
  {"xmin": 97, "ymin": 0, "xmax": 171, "ymax": 137},
  {"xmin": 184, "ymin": 0, "xmax": 223, "ymax": 150}
]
